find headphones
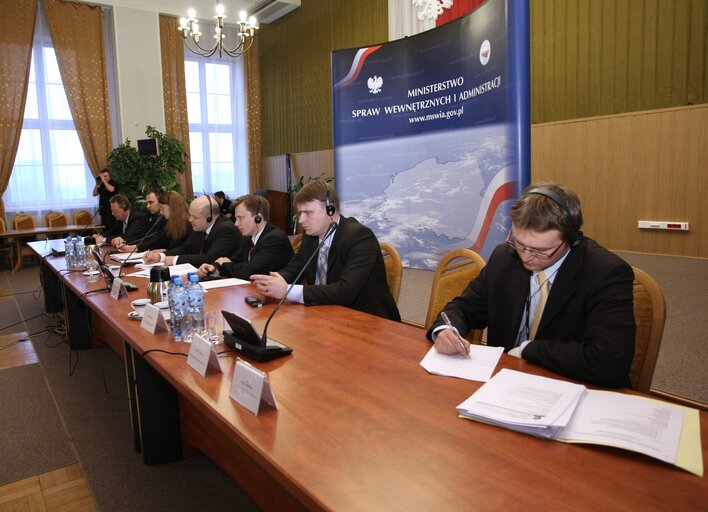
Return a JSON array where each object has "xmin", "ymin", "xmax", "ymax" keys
[
  {"xmin": 254, "ymin": 196, "xmax": 263, "ymax": 224},
  {"xmin": 204, "ymin": 193, "xmax": 214, "ymax": 223},
  {"xmin": 526, "ymin": 187, "xmax": 582, "ymax": 247},
  {"xmin": 324, "ymin": 181, "xmax": 336, "ymax": 217}
]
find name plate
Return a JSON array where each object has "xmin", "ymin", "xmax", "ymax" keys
[
  {"xmin": 230, "ymin": 358, "xmax": 278, "ymax": 415},
  {"xmin": 187, "ymin": 334, "xmax": 222, "ymax": 377},
  {"xmin": 110, "ymin": 277, "xmax": 128, "ymax": 299},
  {"xmin": 140, "ymin": 304, "xmax": 169, "ymax": 334}
]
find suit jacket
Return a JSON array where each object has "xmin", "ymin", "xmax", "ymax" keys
[
  {"xmin": 279, "ymin": 216, "xmax": 401, "ymax": 322},
  {"xmin": 165, "ymin": 217, "xmax": 241, "ymax": 267},
  {"xmin": 426, "ymin": 238, "xmax": 636, "ymax": 388},
  {"xmin": 101, "ymin": 210, "xmax": 150, "ymax": 244},
  {"xmin": 136, "ymin": 220, "xmax": 193, "ymax": 252},
  {"xmin": 216, "ymin": 222, "xmax": 293, "ymax": 280}
]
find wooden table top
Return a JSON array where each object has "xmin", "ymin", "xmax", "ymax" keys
[
  {"xmin": 3, "ymin": 224, "xmax": 102, "ymax": 237},
  {"xmin": 36, "ymin": 242, "xmax": 708, "ymax": 511}
]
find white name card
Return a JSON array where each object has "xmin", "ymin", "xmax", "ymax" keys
[
  {"xmin": 140, "ymin": 303, "xmax": 169, "ymax": 334},
  {"xmin": 230, "ymin": 358, "xmax": 278, "ymax": 415},
  {"xmin": 187, "ymin": 334, "xmax": 222, "ymax": 377},
  {"xmin": 110, "ymin": 277, "xmax": 128, "ymax": 299}
]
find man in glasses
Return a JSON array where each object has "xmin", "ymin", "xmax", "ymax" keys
[{"xmin": 427, "ymin": 182, "xmax": 635, "ymax": 388}]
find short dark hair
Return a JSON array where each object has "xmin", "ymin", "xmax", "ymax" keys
[
  {"xmin": 294, "ymin": 180, "xmax": 338, "ymax": 212},
  {"xmin": 214, "ymin": 191, "xmax": 226, "ymax": 200},
  {"xmin": 109, "ymin": 194, "xmax": 131, "ymax": 211},
  {"xmin": 511, "ymin": 182, "xmax": 582, "ymax": 243},
  {"xmin": 234, "ymin": 194, "xmax": 270, "ymax": 221}
]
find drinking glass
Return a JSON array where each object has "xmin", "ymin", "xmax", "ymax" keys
[
  {"xmin": 205, "ymin": 310, "xmax": 224, "ymax": 343},
  {"xmin": 86, "ymin": 259, "xmax": 99, "ymax": 282}
]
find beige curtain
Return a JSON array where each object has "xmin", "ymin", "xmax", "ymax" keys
[
  {"xmin": 245, "ymin": 34, "xmax": 263, "ymax": 192},
  {"xmin": 159, "ymin": 15, "xmax": 193, "ymax": 199},
  {"xmin": 0, "ymin": 0, "xmax": 38, "ymax": 221},
  {"xmin": 43, "ymin": 0, "xmax": 112, "ymax": 177}
]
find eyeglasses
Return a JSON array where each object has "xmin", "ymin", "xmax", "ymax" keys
[{"xmin": 505, "ymin": 230, "xmax": 566, "ymax": 260}]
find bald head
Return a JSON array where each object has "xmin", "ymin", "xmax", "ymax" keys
[{"xmin": 188, "ymin": 195, "xmax": 219, "ymax": 232}]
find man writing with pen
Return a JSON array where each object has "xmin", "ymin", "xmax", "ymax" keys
[{"xmin": 428, "ymin": 183, "xmax": 635, "ymax": 388}]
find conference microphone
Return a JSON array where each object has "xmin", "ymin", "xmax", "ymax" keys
[
  {"xmin": 78, "ymin": 209, "xmax": 101, "ymax": 239},
  {"xmin": 115, "ymin": 214, "xmax": 164, "ymax": 279},
  {"xmin": 260, "ymin": 221, "xmax": 338, "ymax": 346}
]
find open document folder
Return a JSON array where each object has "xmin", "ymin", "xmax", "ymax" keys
[{"xmin": 456, "ymin": 369, "xmax": 703, "ymax": 476}]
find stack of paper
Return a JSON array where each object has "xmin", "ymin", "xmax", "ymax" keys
[
  {"xmin": 456, "ymin": 369, "xmax": 587, "ymax": 438},
  {"xmin": 110, "ymin": 251, "xmax": 147, "ymax": 263}
]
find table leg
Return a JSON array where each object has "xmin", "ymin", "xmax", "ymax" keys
[{"xmin": 11, "ymin": 240, "xmax": 22, "ymax": 273}]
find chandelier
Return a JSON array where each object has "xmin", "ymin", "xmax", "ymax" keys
[
  {"xmin": 412, "ymin": 0, "xmax": 454, "ymax": 21},
  {"xmin": 178, "ymin": 2, "xmax": 259, "ymax": 58}
]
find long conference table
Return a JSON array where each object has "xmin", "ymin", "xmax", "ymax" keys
[{"xmin": 32, "ymin": 240, "xmax": 707, "ymax": 511}]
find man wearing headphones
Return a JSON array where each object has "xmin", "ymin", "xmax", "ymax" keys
[
  {"xmin": 196, "ymin": 194, "xmax": 293, "ymax": 280},
  {"xmin": 95, "ymin": 194, "xmax": 150, "ymax": 247},
  {"xmin": 251, "ymin": 181, "xmax": 400, "ymax": 322},
  {"xmin": 428, "ymin": 182, "xmax": 635, "ymax": 388},
  {"xmin": 144, "ymin": 194, "xmax": 241, "ymax": 267}
]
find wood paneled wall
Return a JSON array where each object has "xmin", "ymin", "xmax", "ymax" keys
[
  {"xmin": 259, "ymin": 0, "xmax": 388, "ymax": 156},
  {"xmin": 266, "ymin": 104, "xmax": 707, "ymax": 258},
  {"xmin": 530, "ymin": 0, "xmax": 708, "ymax": 123},
  {"xmin": 532, "ymin": 104, "xmax": 708, "ymax": 258}
]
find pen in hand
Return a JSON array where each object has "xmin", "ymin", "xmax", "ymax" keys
[{"xmin": 441, "ymin": 312, "xmax": 470, "ymax": 358}]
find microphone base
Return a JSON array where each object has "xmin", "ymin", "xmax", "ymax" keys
[{"xmin": 223, "ymin": 332, "xmax": 292, "ymax": 362}]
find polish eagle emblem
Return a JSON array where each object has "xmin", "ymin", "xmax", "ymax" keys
[{"xmin": 367, "ymin": 75, "xmax": 383, "ymax": 94}]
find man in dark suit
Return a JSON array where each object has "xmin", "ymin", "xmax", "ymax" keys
[
  {"xmin": 251, "ymin": 181, "xmax": 400, "ymax": 322},
  {"xmin": 197, "ymin": 194, "xmax": 292, "ymax": 280},
  {"xmin": 95, "ymin": 194, "xmax": 150, "ymax": 248},
  {"xmin": 143, "ymin": 194, "xmax": 241, "ymax": 267},
  {"xmin": 428, "ymin": 183, "xmax": 635, "ymax": 388}
]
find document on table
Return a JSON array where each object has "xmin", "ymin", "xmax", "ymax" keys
[
  {"xmin": 200, "ymin": 278, "xmax": 250, "ymax": 290},
  {"xmin": 127, "ymin": 263, "xmax": 199, "ymax": 278},
  {"xmin": 456, "ymin": 369, "xmax": 587, "ymax": 438},
  {"xmin": 557, "ymin": 390, "xmax": 686, "ymax": 466},
  {"xmin": 109, "ymin": 251, "xmax": 147, "ymax": 263},
  {"xmin": 419, "ymin": 344, "xmax": 503, "ymax": 382}
]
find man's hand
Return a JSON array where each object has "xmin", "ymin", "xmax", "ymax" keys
[
  {"xmin": 250, "ymin": 272, "xmax": 288, "ymax": 300},
  {"xmin": 118, "ymin": 244, "xmax": 136, "ymax": 253},
  {"xmin": 197, "ymin": 263, "xmax": 216, "ymax": 278},
  {"xmin": 143, "ymin": 251, "xmax": 161, "ymax": 264},
  {"xmin": 433, "ymin": 328, "xmax": 470, "ymax": 356},
  {"xmin": 215, "ymin": 257, "xmax": 231, "ymax": 264},
  {"xmin": 111, "ymin": 236, "xmax": 126, "ymax": 248}
]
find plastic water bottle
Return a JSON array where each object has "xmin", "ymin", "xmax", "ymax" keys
[
  {"xmin": 186, "ymin": 274, "xmax": 205, "ymax": 340},
  {"xmin": 169, "ymin": 277, "xmax": 189, "ymax": 342},
  {"xmin": 73, "ymin": 237, "xmax": 85, "ymax": 269},
  {"xmin": 64, "ymin": 236, "xmax": 75, "ymax": 269}
]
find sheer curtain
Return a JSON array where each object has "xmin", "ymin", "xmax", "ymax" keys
[{"xmin": 388, "ymin": 0, "xmax": 434, "ymax": 41}]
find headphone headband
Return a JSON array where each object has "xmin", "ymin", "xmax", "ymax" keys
[{"xmin": 525, "ymin": 187, "xmax": 581, "ymax": 246}]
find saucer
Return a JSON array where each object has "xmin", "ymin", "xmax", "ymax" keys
[{"xmin": 83, "ymin": 270, "xmax": 100, "ymax": 276}]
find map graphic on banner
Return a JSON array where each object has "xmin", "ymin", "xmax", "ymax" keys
[{"xmin": 332, "ymin": 0, "xmax": 529, "ymax": 269}]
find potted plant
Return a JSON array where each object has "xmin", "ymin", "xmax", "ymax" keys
[{"xmin": 107, "ymin": 126, "xmax": 186, "ymax": 210}]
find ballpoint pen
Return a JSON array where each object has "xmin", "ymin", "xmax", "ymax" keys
[{"xmin": 440, "ymin": 311, "xmax": 470, "ymax": 358}]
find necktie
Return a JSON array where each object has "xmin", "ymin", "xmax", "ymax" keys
[
  {"xmin": 248, "ymin": 240, "xmax": 255, "ymax": 261},
  {"xmin": 318, "ymin": 244, "xmax": 329, "ymax": 284},
  {"xmin": 529, "ymin": 270, "xmax": 549, "ymax": 340},
  {"xmin": 200, "ymin": 232, "xmax": 207, "ymax": 254}
]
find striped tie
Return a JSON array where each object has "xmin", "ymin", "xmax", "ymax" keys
[
  {"xmin": 529, "ymin": 270, "xmax": 549, "ymax": 340},
  {"xmin": 318, "ymin": 245, "xmax": 329, "ymax": 284}
]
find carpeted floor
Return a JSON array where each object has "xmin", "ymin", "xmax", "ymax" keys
[
  {"xmin": 0, "ymin": 363, "xmax": 76, "ymax": 486},
  {"xmin": 1, "ymin": 265, "xmax": 259, "ymax": 512}
]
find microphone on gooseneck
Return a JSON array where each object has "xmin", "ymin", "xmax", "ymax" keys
[
  {"xmin": 260, "ymin": 221, "xmax": 337, "ymax": 345},
  {"xmin": 116, "ymin": 214, "xmax": 164, "ymax": 278},
  {"xmin": 78, "ymin": 209, "xmax": 101, "ymax": 238}
]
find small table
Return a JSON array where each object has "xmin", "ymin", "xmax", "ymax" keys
[{"xmin": 1, "ymin": 224, "xmax": 103, "ymax": 273}]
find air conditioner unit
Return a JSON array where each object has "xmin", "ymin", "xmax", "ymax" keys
[{"xmin": 249, "ymin": 0, "xmax": 300, "ymax": 24}]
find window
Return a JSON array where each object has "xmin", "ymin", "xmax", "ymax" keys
[
  {"xmin": 4, "ymin": 40, "xmax": 95, "ymax": 216},
  {"xmin": 185, "ymin": 54, "xmax": 249, "ymax": 198}
]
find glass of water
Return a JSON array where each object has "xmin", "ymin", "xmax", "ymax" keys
[{"xmin": 205, "ymin": 310, "xmax": 224, "ymax": 343}]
